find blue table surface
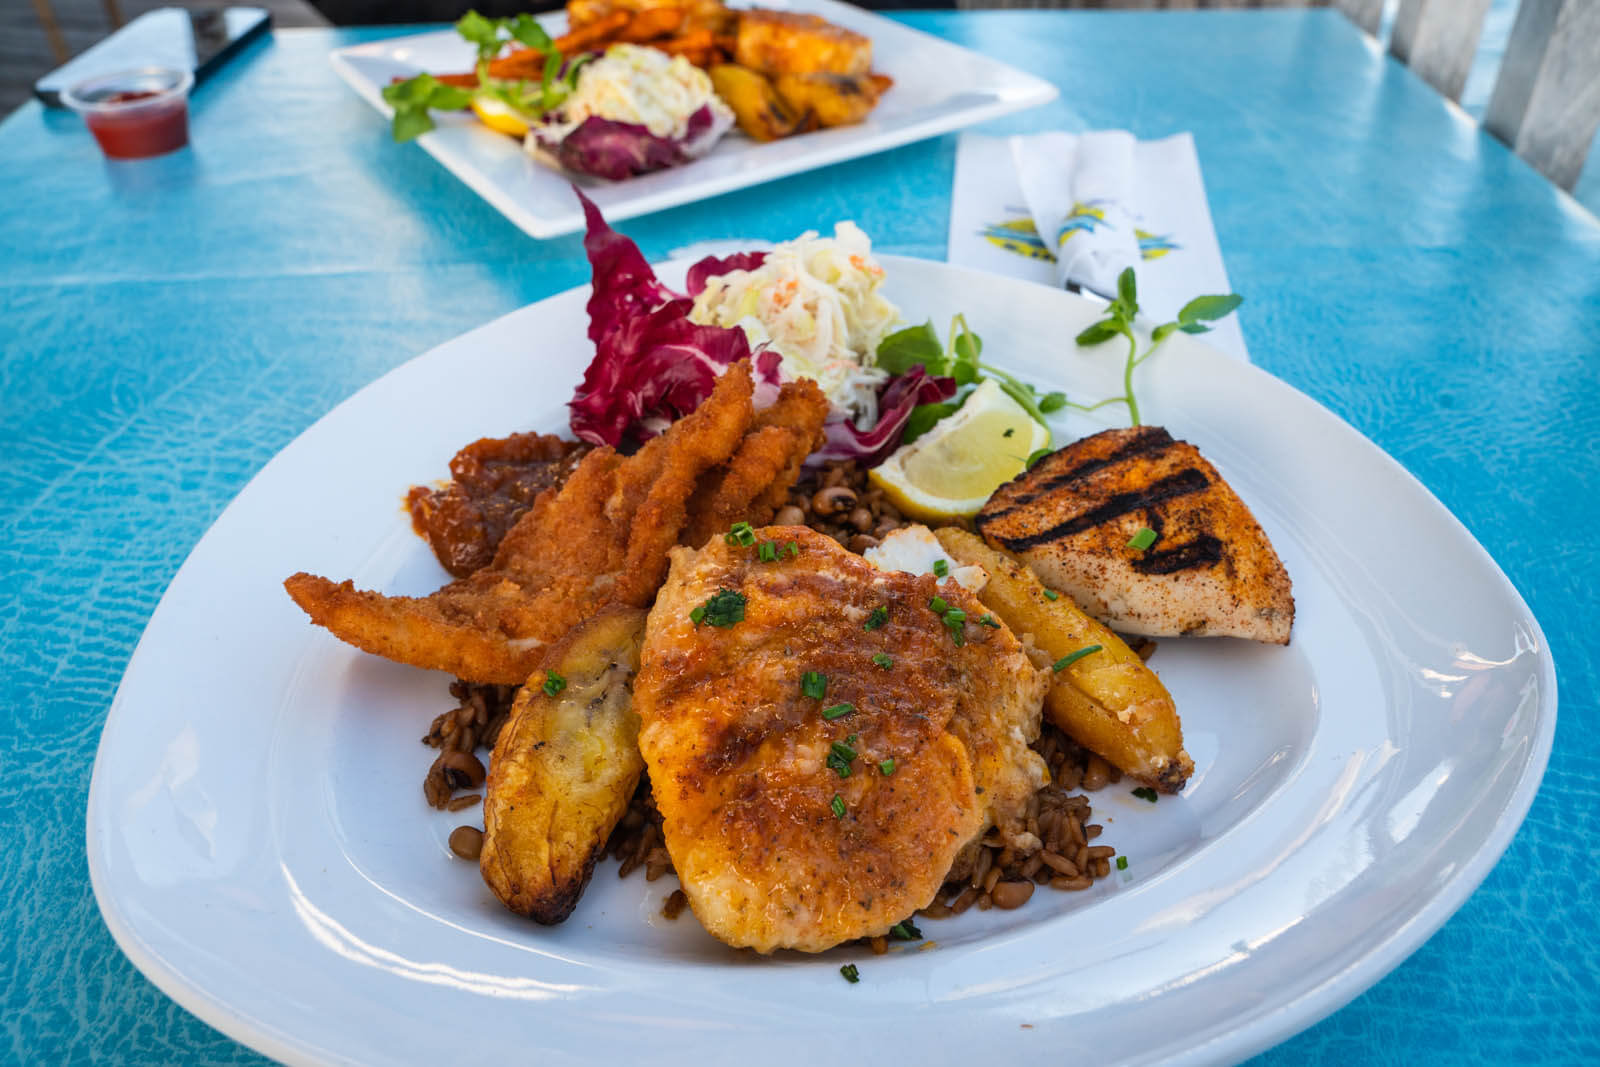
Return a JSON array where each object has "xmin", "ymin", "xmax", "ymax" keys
[{"xmin": 3, "ymin": 8, "xmax": 1597, "ymax": 1062}]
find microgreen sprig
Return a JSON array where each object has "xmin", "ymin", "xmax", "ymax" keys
[
  {"xmin": 382, "ymin": 10, "xmax": 581, "ymax": 143},
  {"xmin": 1073, "ymin": 268, "xmax": 1242, "ymax": 426},
  {"xmin": 876, "ymin": 315, "xmax": 1066, "ymax": 446}
]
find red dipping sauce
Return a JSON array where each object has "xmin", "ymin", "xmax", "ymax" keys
[{"xmin": 63, "ymin": 67, "xmax": 193, "ymax": 160}]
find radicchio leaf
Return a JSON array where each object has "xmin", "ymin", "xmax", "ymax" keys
[
  {"xmin": 567, "ymin": 188, "xmax": 757, "ymax": 448},
  {"xmin": 686, "ymin": 251, "xmax": 768, "ymax": 297},
  {"xmin": 546, "ymin": 105, "xmax": 729, "ymax": 181},
  {"xmin": 810, "ymin": 368, "xmax": 957, "ymax": 467}
]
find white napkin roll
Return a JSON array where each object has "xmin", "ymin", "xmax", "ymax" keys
[{"xmin": 1013, "ymin": 130, "xmax": 1141, "ymax": 298}]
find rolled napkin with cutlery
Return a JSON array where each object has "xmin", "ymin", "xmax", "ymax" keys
[{"xmin": 949, "ymin": 130, "xmax": 1248, "ymax": 362}]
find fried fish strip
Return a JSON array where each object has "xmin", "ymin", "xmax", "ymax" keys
[
  {"xmin": 285, "ymin": 362, "xmax": 760, "ymax": 684},
  {"xmin": 682, "ymin": 379, "xmax": 828, "ymax": 547},
  {"xmin": 479, "ymin": 607, "xmax": 647, "ymax": 923}
]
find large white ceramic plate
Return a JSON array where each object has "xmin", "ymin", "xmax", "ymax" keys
[
  {"xmin": 328, "ymin": 0, "xmax": 1055, "ymax": 237},
  {"xmin": 87, "ymin": 258, "xmax": 1554, "ymax": 1065}
]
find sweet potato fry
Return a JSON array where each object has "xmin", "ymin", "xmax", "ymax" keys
[
  {"xmin": 619, "ymin": 5, "xmax": 686, "ymax": 41},
  {"xmin": 487, "ymin": 47, "xmax": 550, "ymax": 80},
  {"xmin": 430, "ymin": 72, "xmax": 481, "ymax": 89},
  {"xmin": 554, "ymin": 11, "xmax": 630, "ymax": 54},
  {"xmin": 653, "ymin": 27, "xmax": 715, "ymax": 58}
]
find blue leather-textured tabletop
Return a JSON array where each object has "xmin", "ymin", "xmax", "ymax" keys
[{"xmin": 2, "ymin": 8, "xmax": 1596, "ymax": 1062}]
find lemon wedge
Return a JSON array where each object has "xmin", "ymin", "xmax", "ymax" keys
[
  {"xmin": 471, "ymin": 96, "xmax": 531, "ymax": 138},
  {"xmin": 869, "ymin": 378, "xmax": 1050, "ymax": 522}
]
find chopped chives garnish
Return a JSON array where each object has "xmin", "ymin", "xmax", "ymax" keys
[
  {"xmin": 692, "ymin": 588, "xmax": 746, "ymax": 628},
  {"xmin": 1132, "ymin": 787, "xmax": 1159, "ymax": 803},
  {"xmin": 941, "ymin": 607, "xmax": 967, "ymax": 646},
  {"xmin": 872, "ymin": 653, "xmax": 893, "ymax": 669},
  {"xmin": 802, "ymin": 671, "xmax": 828, "ymax": 699},
  {"xmin": 864, "ymin": 605, "xmax": 889, "ymax": 630},
  {"xmin": 822, "ymin": 702, "xmax": 855, "ymax": 721},
  {"xmin": 1051, "ymin": 644, "xmax": 1103, "ymax": 672},
  {"xmin": 979, "ymin": 613, "xmax": 1001, "ymax": 629},
  {"xmin": 725, "ymin": 521, "xmax": 756, "ymax": 546},
  {"xmin": 888, "ymin": 919, "xmax": 922, "ymax": 940},
  {"xmin": 1127, "ymin": 526, "xmax": 1158, "ymax": 551},
  {"xmin": 932, "ymin": 559, "xmax": 949, "ymax": 578},
  {"xmin": 879, "ymin": 758, "xmax": 896, "ymax": 776},
  {"xmin": 758, "ymin": 540, "xmax": 778, "ymax": 562},
  {"xmin": 929, "ymin": 596, "xmax": 949, "ymax": 614},
  {"xmin": 1116, "ymin": 855, "xmax": 1129, "ymax": 870},
  {"xmin": 787, "ymin": 540, "xmax": 800, "ymax": 558},
  {"xmin": 831, "ymin": 795, "xmax": 847, "ymax": 819},
  {"xmin": 827, "ymin": 736, "xmax": 859, "ymax": 778},
  {"xmin": 542, "ymin": 670, "xmax": 566, "ymax": 697},
  {"xmin": 1026, "ymin": 447, "xmax": 1051, "ymax": 470},
  {"xmin": 840, "ymin": 963, "xmax": 859, "ymax": 983},
  {"xmin": 1043, "ymin": 590, "xmax": 1060, "ymax": 601}
]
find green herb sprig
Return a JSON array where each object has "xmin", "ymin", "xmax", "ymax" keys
[
  {"xmin": 382, "ymin": 10, "xmax": 582, "ymax": 143},
  {"xmin": 1073, "ymin": 268, "xmax": 1242, "ymax": 426},
  {"xmin": 876, "ymin": 315, "xmax": 1066, "ymax": 446}
]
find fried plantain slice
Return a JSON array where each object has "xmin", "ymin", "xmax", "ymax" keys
[
  {"xmin": 479, "ymin": 607, "xmax": 649, "ymax": 923},
  {"xmin": 936, "ymin": 528, "xmax": 1193, "ymax": 793}
]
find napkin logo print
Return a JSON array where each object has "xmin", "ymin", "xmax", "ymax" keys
[
  {"xmin": 981, "ymin": 209, "xmax": 1182, "ymax": 265},
  {"xmin": 1135, "ymin": 228, "xmax": 1180, "ymax": 261},
  {"xmin": 980, "ymin": 212, "xmax": 1054, "ymax": 261},
  {"xmin": 1055, "ymin": 200, "xmax": 1112, "ymax": 247}
]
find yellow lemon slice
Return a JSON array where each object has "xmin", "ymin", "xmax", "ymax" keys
[
  {"xmin": 869, "ymin": 378, "xmax": 1051, "ymax": 522},
  {"xmin": 471, "ymin": 96, "xmax": 531, "ymax": 138}
]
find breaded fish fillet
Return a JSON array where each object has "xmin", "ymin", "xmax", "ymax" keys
[
  {"xmin": 734, "ymin": 8, "xmax": 871, "ymax": 76},
  {"xmin": 634, "ymin": 526, "xmax": 1048, "ymax": 953},
  {"xmin": 977, "ymin": 426, "xmax": 1293, "ymax": 644},
  {"xmin": 682, "ymin": 380, "xmax": 830, "ymax": 548},
  {"xmin": 286, "ymin": 363, "xmax": 826, "ymax": 684}
]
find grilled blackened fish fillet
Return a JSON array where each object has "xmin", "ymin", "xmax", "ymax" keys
[
  {"xmin": 634, "ymin": 526, "xmax": 1048, "ymax": 953},
  {"xmin": 977, "ymin": 426, "xmax": 1293, "ymax": 644}
]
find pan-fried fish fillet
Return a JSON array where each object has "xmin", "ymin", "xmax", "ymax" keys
[
  {"xmin": 284, "ymin": 364, "xmax": 827, "ymax": 684},
  {"xmin": 977, "ymin": 426, "xmax": 1293, "ymax": 644},
  {"xmin": 634, "ymin": 526, "xmax": 1048, "ymax": 953}
]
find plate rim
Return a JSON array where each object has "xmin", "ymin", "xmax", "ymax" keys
[
  {"xmin": 325, "ymin": 1, "xmax": 1059, "ymax": 237},
  {"xmin": 85, "ymin": 255, "xmax": 1558, "ymax": 1066}
]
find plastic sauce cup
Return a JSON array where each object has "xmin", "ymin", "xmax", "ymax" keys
[{"xmin": 62, "ymin": 67, "xmax": 194, "ymax": 160}]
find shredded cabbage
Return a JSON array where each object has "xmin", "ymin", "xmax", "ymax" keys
[
  {"xmin": 538, "ymin": 44, "xmax": 732, "ymax": 145},
  {"xmin": 688, "ymin": 222, "xmax": 902, "ymax": 425}
]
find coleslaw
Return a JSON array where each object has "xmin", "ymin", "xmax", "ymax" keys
[{"xmin": 688, "ymin": 223, "xmax": 902, "ymax": 426}]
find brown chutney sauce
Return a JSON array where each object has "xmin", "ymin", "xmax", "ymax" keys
[{"xmin": 407, "ymin": 433, "xmax": 591, "ymax": 578}]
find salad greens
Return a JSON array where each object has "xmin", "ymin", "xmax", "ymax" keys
[
  {"xmin": 1073, "ymin": 267, "xmax": 1242, "ymax": 426},
  {"xmin": 876, "ymin": 315, "xmax": 1066, "ymax": 446},
  {"xmin": 381, "ymin": 11, "xmax": 583, "ymax": 143}
]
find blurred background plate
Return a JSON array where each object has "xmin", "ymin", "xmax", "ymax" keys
[{"xmin": 328, "ymin": 0, "xmax": 1058, "ymax": 236}]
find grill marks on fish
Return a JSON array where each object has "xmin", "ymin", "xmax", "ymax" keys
[
  {"xmin": 1134, "ymin": 533, "xmax": 1224, "ymax": 575},
  {"xmin": 984, "ymin": 426, "xmax": 1179, "ymax": 521},
  {"xmin": 977, "ymin": 426, "xmax": 1294, "ymax": 644},
  {"xmin": 992, "ymin": 467, "xmax": 1213, "ymax": 561}
]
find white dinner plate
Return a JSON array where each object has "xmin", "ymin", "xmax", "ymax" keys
[
  {"xmin": 328, "ymin": 0, "xmax": 1056, "ymax": 237},
  {"xmin": 87, "ymin": 257, "xmax": 1554, "ymax": 1066}
]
